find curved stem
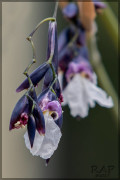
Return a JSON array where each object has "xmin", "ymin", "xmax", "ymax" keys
[
  {"xmin": 27, "ymin": 17, "xmax": 56, "ymax": 39},
  {"xmin": 27, "ymin": 37, "xmax": 36, "ymax": 60},
  {"xmin": 50, "ymin": 75, "xmax": 57, "ymax": 90}
]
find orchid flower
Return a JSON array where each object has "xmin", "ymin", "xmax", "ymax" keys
[
  {"xmin": 24, "ymin": 17, "xmax": 63, "ymax": 160},
  {"xmin": 10, "ymin": 2, "xmax": 63, "ymax": 164},
  {"xmin": 59, "ymin": 54, "xmax": 113, "ymax": 118},
  {"xmin": 24, "ymin": 89, "xmax": 63, "ymax": 160},
  {"xmin": 58, "ymin": 2, "xmax": 113, "ymax": 118},
  {"xmin": 9, "ymin": 86, "xmax": 45, "ymax": 148}
]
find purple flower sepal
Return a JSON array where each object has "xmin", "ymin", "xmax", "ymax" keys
[
  {"xmin": 66, "ymin": 56, "xmax": 93, "ymax": 82},
  {"xmin": 76, "ymin": 46, "xmax": 89, "ymax": 60},
  {"xmin": 16, "ymin": 62, "xmax": 50, "ymax": 92},
  {"xmin": 9, "ymin": 87, "xmax": 45, "ymax": 138},
  {"xmin": 42, "ymin": 21, "xmax": 58, "ymax": 91},
  {"xmin": 9, "ymin": 95, "xmax": 29, "ymax": 130},
  {"xmin": 33, "ymin": 104, "xmax": 45, "ymax": 135},
  {"xmin": 42, "ymin": 66, "xmax": 53, "ymax": 91},
  {"xmin": 9, "ymin": 86, "xmax": 35, "ymax": 131},
  {"xmin": 58, "ymin": 27, "xmax": 71, "ymax": 53},
  {"xmin": 59, "ymin": 46, "xmax": 74, "ymax": 72},
  {"xmin": 47, "ymin": 21, "xmax": 58, "ymax": 73},
  {"xmin": 27, "ymin": 115, "xmax": 36, "ymax": 148}
]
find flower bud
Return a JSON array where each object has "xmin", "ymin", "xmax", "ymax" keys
[
  {"xmin": 27, "ymin": 115, "xmax": 36, "ymax": 148},
  {"xmin": 33, "ymin": 104, "xmax": 45, "ymax": 135},
  {"xmin": 9, "ymin": 95, "xmax": 29, "ymax": 130},
  {"xmin": 16, "ymin": 63, "xmax": 50, "ymax": 92}
]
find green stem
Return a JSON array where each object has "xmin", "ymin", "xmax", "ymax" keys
[
  {"xmin": 50, "ymin": 63, "xmax": 56, "ymax": 79},
  {"xmin": 26, "ymin": 37, "xmax": 36, "ymax": 60},
  {"xmin": 27, "ymin": 17, "xmax": 56, "ymax": 38},
  {"xmin": 26, "ymin": 94, "xmax": 37, "ymax": 114},
  {"xmin": 47, "ymin": 54, "xmax": 56, "ymax": 79},
  {"xmin": 87, "ymin": 35, "xmax": 118, "ymax": 122},
  {"xmin": 53, "ymin": 1, "xmax": 59, "ymax": 18},
  {"xmin": 68, "ymin": 30, "xmax": 79, "ymax": 47},
  {"xmin": 99, "ymin": 2, "xmax": 119, "ymax": 51},
  {"xmin": 50, "ymin": 75, "xmax": 57, "ymax": 90},
  {"xmin": 48, "ymin": 53, "xmax": 54, "ymax": 64},
  {"xmin": 23, "ymin": 72, "xmax": 33, "ymax": 89}
]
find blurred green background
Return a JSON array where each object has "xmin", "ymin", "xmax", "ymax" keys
[{"xmin": 2, "ymin": 1, "xmax": 118, "ymax": 179}]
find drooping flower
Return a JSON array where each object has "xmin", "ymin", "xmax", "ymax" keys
[
  {"xmin": 9, "ymin": 86, "xmax": 45, "ymax": 147},
  {"xmin": 58, "ymin": 2, "xmax": 112, "ymax": 118},
  {"xmin": 23, "ymin": 18, "xmax": 63, "ymax": 162},
  {"xmin": 24, "ymin": 88, "xmax": 63, "ymax": 160},
  {"xmin": 59, "ymin": 54, "xmax": 113, "ymax": 118}
]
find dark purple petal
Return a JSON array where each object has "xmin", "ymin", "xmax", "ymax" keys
[
  {"xmin": 42, "ymin": 67, "xmax": 53, "ymax": 91},
  {"xmin": 33, "ymin": 104, "xmax": 45, "ymax": 135},
  {"xmin": 37, "ymin": 88, "xmax": 50, "ymax": 106},
  {"xmin": 62, "ymin": 3, "xmax": 78, "ymax": 19},
  {"xmin": 47, "ymin": 90, "xmax": 57, "ymax": 101},
  {"xmin": 58, "ymin": 27, "xmax": 71, "ymax": 53},
  {"xmin": 47, "ymin": 21, "xmax": 58, "ymax": 73},
  {"xmin": 53, "ymin": 79, "xmax": 61, "ymax": 100},
  {"xmin": 69, "ymin": 26, "xmax": 86, "ymax": 46},
  {"xmin": 55, "ymin": 114, "xmax": 63, "ymax": 129},
  {"xmin": 73, "ymin": 55, "xmax": 91, "ymax": 67},
  {"xmin": 29, "ymin": 86, "xmax": 38, "ymax": 103},
  {"xmin": 27, "ymin": 115, "xmax": 36, "ymax": 148},
  {"xmin": 16, "ymin": 63, "xmax": 50, "ymax": 92},
  {"xmin": 27, "ymin": 86, "xmax": 38, "ymax": 114},
  {"xmin": 9, "ymin": 95, "xmax": 29, "ymax": 130},
  {"xmin": 77, "ymin": 29, "xmax": 86, "ymax": 46},
  {"xmin": 59, "ymin": 46, "xmax": 74, "ymax": 71},
  {"xmin": 77, "ymin": 46, "xmax": 89, "ymax": 60}
]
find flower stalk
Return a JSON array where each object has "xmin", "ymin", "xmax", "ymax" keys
[
  {"xmin": 53, "ymin": 1, "xmax": 59, "ymax": 18},
  {"xmin": 27, "ymin": 17, "xmax": 56, "ymax": 39}
]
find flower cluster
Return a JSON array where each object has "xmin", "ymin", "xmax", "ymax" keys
[
  {"xmin": 58, "ymin": 2, "xmax": 113, "ymax": 118},
  {"xmin": 9, "ymin": 1, "xmax": 114, "ymax": 165},
  {"xmin": 9, "ymin": 15, "xmax": 63, "ymax": 164}
]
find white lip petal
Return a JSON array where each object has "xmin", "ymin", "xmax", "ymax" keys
[
  {"xmin": 62, "ymin": 74, "xmax": 113, "ymax": 118},
  {"xmin": 24, "ymin": 111, "xmax": 62, "ymax": 159}
]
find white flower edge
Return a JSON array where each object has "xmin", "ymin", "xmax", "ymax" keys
[
  {"xmin": 62, "ymin": 74, "xmax": 113, "ymax": 118},
  {"xmin": 24, "ymin": 111, "xmax": 62, "ymax": 159}
]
